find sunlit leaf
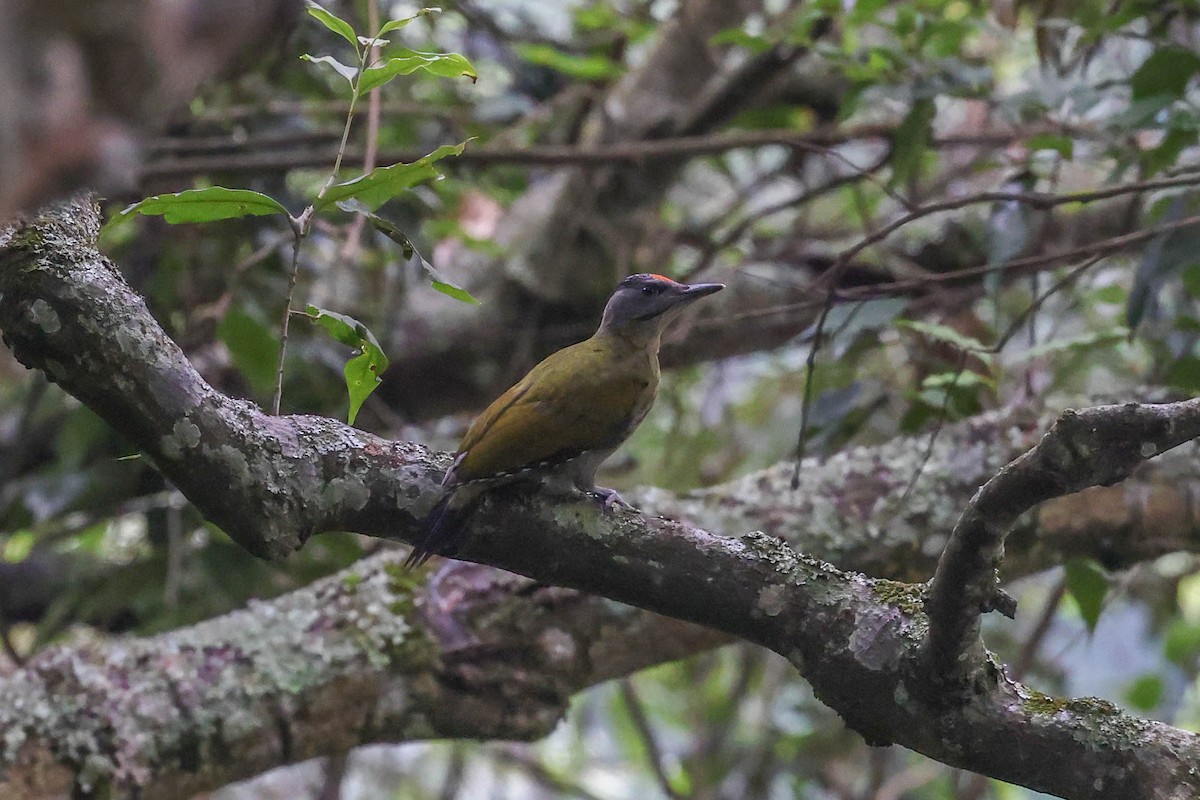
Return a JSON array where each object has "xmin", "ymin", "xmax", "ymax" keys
[
  {"xmin": 317, "ymin": 141, "xmax": 468, "ymax": 211},
  {"xmin": 301, "ymin": 53, "xmax": 358, "ymax": 84},
  {"xmin": 358, "ymin": 50, "xmax": 477, "ymax": 92},
  {"xmin": 514, "ymin": 43, "xmax": 623, "ymax": 80},
  {"xmin": 306, "ymin": 2, "xmax": 359, "ymax": 52},
  {"xmin": 1064, "ymin": 558, "xmax": 1108, "ymax": 633},
  {"xmin": 2, "ymin": 531, "xmax": 35, "ymax": 563},
  {"xmin": 1025, "ymin": 132, "xmax": 1073, "ymax": 159},
  {"xmin": 378, "ymin": 8, "xmax": 440, "ymax": 36},
  {"xmin": 304, "ymin": 306, "xmax": 390, "ymax": 425},
  {"xmin": 343, "ymin": 351, "xmax": 383, "ymax": 427},
  {"xmin": 114, "ymin": 187, "xmax": 289, "ymax": 225}
]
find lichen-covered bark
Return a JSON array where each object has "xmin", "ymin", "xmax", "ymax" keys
[
  {"xmin": 0, "ymin": 552, "xmax": 726, "ymax": 799},
  {"xmin": 927, "ymin": 402, "xmax": 1200, "ymax": 686},
  {"xmin": 5, "ymin": 197, "xmax": 1200, "ymax": 799}
]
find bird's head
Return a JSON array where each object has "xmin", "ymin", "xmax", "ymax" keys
[{"xmin": 598, "ymin": 273, "xmax": 724, "ymax": 335}]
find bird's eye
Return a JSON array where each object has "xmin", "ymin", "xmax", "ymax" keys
[{"xmin": 641, "ymin": 285, "xmax": 661, "ymax": 296}]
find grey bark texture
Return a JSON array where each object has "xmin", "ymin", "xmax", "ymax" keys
[{"xmin": 5, "ymin": 197, "xmax": 1200, "ymax": 799}]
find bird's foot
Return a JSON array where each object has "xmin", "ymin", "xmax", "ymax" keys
[{"xmin": 588, "ymin": 486, "xmax": 629, "ymax": 515}]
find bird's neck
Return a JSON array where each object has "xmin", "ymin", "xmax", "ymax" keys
[{"xmin": 593, "ymin": 320, "xmax": 665, "ymax": 355}]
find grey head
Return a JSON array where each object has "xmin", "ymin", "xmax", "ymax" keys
[{"xmin": 598, "ymin": 273, "xmax": 724, "ymax": 333}]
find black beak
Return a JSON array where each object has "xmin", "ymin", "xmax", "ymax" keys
[{"xmin": 678, "ymin": 282, "xmax": 724, "ymax": 301}]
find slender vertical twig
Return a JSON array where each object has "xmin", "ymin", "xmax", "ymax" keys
[
  {"xmin": 272, "ymin": 27, "xmax": 373, "ymax": 415},
  {"xmin": 619, "ymin": 679, "xmax": 683, "ymax": 800}
]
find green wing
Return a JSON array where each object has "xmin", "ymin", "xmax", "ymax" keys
[{"xmin": 451, "ymin": 339, "xmax": 653, "ymax": 482}]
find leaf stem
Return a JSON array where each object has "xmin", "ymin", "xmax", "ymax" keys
[
  {"xmin": 273, "ymin": 228, "xmax": 305, "ymax": 415},
  {"xmin": 273, "ymin": 37, "xmax": 373, "ymax": 415}
]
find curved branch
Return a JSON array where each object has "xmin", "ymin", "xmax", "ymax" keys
[{"xmin": 926, "ymin": 401, "xmax": 1200, "ymax": 681}]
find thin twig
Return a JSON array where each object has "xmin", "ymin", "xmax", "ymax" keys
[
  {"xmin": 889, "ymin": 255, "xmax": 1103, "ymax": 515},
  {"xmin": 272, "ymin": 26, "xmax": 373, "ymax": 415},
  {"xmin": 140, "ymin": 122, "xmax": 1083, "ymax": 179},
  {"xmin": 339, "ymin": 0, "xmax": 383, "ymax": 265},
  {"xmin": 272, "ymin": 236, "xmax": 304, "ymax": 415},
  {"xmin": 684, "ymin": 150, "xmax": 891, "ymax": 280},
  {"xmin": 812, "ymin": 172, "xmax": 1200, "ymax": 295},
  {"xmin": 791, "ymin": 297, "xmax": 834, "ymax": 489},
  {"xmin": 619, "ymin": 679, "xmax": 683, "ymax": 800},
  {"xmin": 1011, "ymin": 577, "xmax": 1068, "ymax": 681}
]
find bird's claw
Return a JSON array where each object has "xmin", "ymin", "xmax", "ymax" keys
[{"xmin": 589, "ymin": 487, "xmax": 628, "ymax": 515}]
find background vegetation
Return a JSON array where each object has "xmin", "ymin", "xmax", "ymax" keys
[{"xmin": 6, "ymin": 0, "xmax": 1200, "ymax": 797}]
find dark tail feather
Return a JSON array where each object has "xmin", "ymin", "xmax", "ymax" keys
[{"xmin": 405, "ymin": 490, "xmax": 470, "ymax": 568}]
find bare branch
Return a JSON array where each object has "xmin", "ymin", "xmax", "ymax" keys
[{"xmin": 138, "ymin": 124, "xmax": 1080, "ymax": 181}]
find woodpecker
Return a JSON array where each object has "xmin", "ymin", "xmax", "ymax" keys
[{"xmin": 407, "ymin": 273, "xmax": 724, "ymax": 566}]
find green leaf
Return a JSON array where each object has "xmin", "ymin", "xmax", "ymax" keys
[
  {"xmin": 1090, "ymin": 284, "xmax": 1126, "ymax": 305},
  {"xmin": 115, "ymin": 187, "xmax": 289, "ymax": 225},
  {"xmin": 343, "ymin": 350, "xmax": 384, "ymax": 426},
  {"xmin": 427, "ymin": 276, "xmax": 479, "ymax": 304},
  {"xmin": 304, "ymin": 306, "xmax": 390, "ymax": 425},
  {"xmin": 1182, "ymin": 263, "xmax": 1200, "ymax": 298},
  {"xmin": 306, "ymin": 2, "xmax": 359, "ymax": 52},
  {"xmin": 301, "ymin": 53, "xmax": 358, "ymax": 84},
  {"xmin": 1143, "ymin": 125, "xmax": 1197, "ymax": 176},
  {"xmin": 336, "ymin": 201, "xmax": 480, "ymax": 304},
  {"xmin": 1165, "ymin": 618, "xmax": 1200, "ymax": 665},
  {"xmin": 1019, "ymin": 329, "xmax": 1127, "ymax": 361},
  {"xmin": 217, "ymin": 308, "xmax": 279, "ymax": 395},
  {"xmin": 921, "ymin": 370, "xmax": 995, "ymax": 390},
  {"xmin": 378, "ymin": 8, "xmax": 440, "ymax": 36},
  {"xmin": 710, "ymin": 27, "xmax": 774, "ymax": 53},
  {"xmin": 1131, "ymin": 47, "xmax": 1200, "ymax": 101},
  {"xmin": 358, "ymin": 50, "xmax": 477, "ymax": 92},
  {"xmin": 1125, "ymin": 674, "xmax": 1164, "ymax": 712},
  {"xmin": 1064, "ymin": 558, "xmax": 1108, "ymax": 633},
  {"xmin": 317, "ymin": 141, "xmax": 468, "ymax": 211},
  {"xmin": 1025, "ymin": 132, "xmax": 1073, "ymax": 159},
  {"xmin": 1164, "ymin": 355, "xmax": 1200, "ymax": 394},
  {"xmin": 896, "ymin": 319, "xmax": 990, "ymax": 353},
  {"xmin": 514, "ymin": 43, "xmax": 624, "ymax": 80},
  {"xmin": 890, "ymin": 97, "xmax": 935, "ymax": 187},
  {"xmin": 2, "ymin": 531, "xmax": 35, "ymax": 563}
]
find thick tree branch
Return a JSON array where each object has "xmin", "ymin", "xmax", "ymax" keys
[
  {"xmin": 6, "ymin": 198, "xmax": 1200, "ymax": 799},
  {"xmin": 926, "ymin": 401, "xmax": 1200, "ymax": 683},
  {"xmin": 0, "ymin": 551, "xmax": 726, "ymax": 799}
]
